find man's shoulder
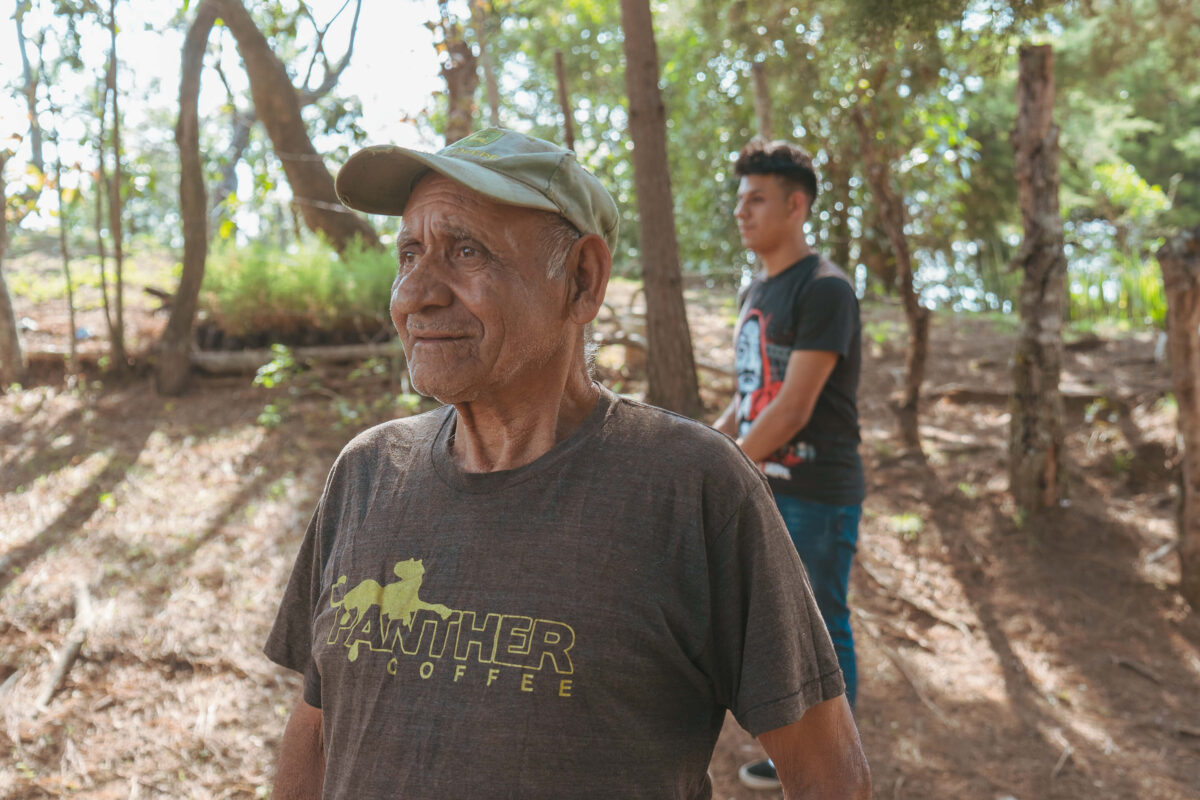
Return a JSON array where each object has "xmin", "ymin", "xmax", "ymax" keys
[
  {"xmin": 813, "ymin": 255, "xmax": 853, "ymax": 287},
  {"xmin": 337, "ymin": 405, "xmax": 449, "ymax": 464},
  {"xmin": 605, "ymin": 393, "xmax": 763, "ymax": 478}
]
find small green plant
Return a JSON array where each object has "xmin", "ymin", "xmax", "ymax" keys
[
  {"xmin": 1112, "ymin": 449, "xmax": 1134, "ymax": 475},
  {"xmin": 889, "ymin": 512, "xmax": 924, "ymax": 541},
  {"xmin": 257, "ymin": 403, "xmax": 284, "ymax": 429},
  {"xmin": 253, "ymin": 344, "xmax": 301, "ymax": 389},
  {"xmin": 956, "ymin": 482, "xmax": 979, "ymax": 499}
]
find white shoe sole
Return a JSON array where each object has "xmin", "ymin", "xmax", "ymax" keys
[{"xmin": 737, "ymin": 762, "xmax": 781, "ymax": 790}]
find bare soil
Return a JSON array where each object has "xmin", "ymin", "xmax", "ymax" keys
[{"xmin": 2, "ymin": 266, "xmax": 1198, "ymax": 799}]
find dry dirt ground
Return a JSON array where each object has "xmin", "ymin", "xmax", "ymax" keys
[{"xmin": 1, "ymin": 263, "xmax": 1198, "ymax": 799}]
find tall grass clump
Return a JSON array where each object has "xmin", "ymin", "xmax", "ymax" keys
[{"xmin": 201, "ymin": 237, "xmax": 396, "ymax": 337}]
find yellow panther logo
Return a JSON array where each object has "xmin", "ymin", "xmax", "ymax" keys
[{"xmin": 331, "ymin": 559, "xmax": 454, "ymax": 661}]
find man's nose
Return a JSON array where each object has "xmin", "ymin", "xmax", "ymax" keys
[
  {"xmin": 392, "ymin": 256, "xmax": 454, "ymax": 314},
  {"xmin": 734, "ymin": 199, "xmax": 748, "ymax": 219}
]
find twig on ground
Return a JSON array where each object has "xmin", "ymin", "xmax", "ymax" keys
[
  {"xmin": 1051, "ymin": 742, "xmax": 1074, "ymax": 779},
  {"xmin": 858, "ymin": 556, "xmax": 974, "ymax": 637},
  {"xmin": 855, "ymin": 607, "xmax": 934, "ymax": 651},
  {"xmin": 36, "ymin": 580, "xmax": 93, "ymax": 710},
  {"xmin": 858, "ymin": 615, "xmax": 952, "ymax": 726},
  {"xmin": 1111, "ymin": 654, "xmax": 1162, "ymax": 685}
]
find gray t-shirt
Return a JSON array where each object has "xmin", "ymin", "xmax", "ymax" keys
[{"xmin": 265, "ymin": 386, "xmax": 843, "ymax": 799}]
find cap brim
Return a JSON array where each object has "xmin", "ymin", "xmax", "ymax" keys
[{"xmin": 335, "ymin": 145, "xmax": 560, "ymax": 218}]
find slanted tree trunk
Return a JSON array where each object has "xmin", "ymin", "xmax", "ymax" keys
[
  {"xmin": 211, "ymin": 0, "xmax": 378, "ymax": 253},
  {"xmin": 619, "ymin": 0, "xmax": 702, "ymax": 418},
  {"xmin": 750, "ymin": 61, "xmax": 773, "ymax": 140},
  {"xmin": 554, "ymin": 51, "xmax": 575, "ymax": 151},
  {"xmin": 0, "ymin": 152, "xmax": 26, "ymax": 388},
  {"xmin": 1158, "ymin": 225, "xmax": 1200, "ymax": 609},
  {"xmin": 105, "ymin": 0, "xmax": 128, "ymax": 372},
  {"xmin": 851, "ymin": 104, "xmax": 929, "ymax": 452},
  {"xmin": 1008, "ymin": 44, "xmax": 1067, "ymax": 511},
  {"xmin": 156, "ymin": 0, "xmax": 220, "ymax": 396}
]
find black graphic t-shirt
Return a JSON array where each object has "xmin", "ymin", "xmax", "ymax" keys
[
  {"xmin": 265, "ymin": 386, "xmax": 844, "ymax": 799},
  {"xmin": 735, "ymin": 254, "xmax": 864, "ymax": 506}
]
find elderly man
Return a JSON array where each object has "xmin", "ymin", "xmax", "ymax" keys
[{"xmin": 264, "ymin": 128, "xmax": 870, "ymax": 799}]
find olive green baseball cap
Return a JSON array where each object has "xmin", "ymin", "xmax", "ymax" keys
[{"xmin": 335, "ymin": 127, "xmax": 619, "ymax": 253}]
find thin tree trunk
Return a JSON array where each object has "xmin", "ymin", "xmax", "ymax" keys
[
  {"xmin": 471, "ymin": 0, "xmax": 501, "ymax": 127},
  {"xmin": 156, "ymin": 0, "xmax": 220, "ymax": 396},
  {"xmin": 619, "ymin": 0, "xmax": 701, "ymax": 418},
  {"xmin": 210, "ymin": 0, "xmax": 378, "ymax": 253},
  {"xmin": 105, "ymin": 0, "xmax": 128, "ymax": 372},
  {"xmin": 554, "ymin": 51, "xmax": 575, "ymax": 151},
  {"xmin": 750, "ymin": 61, "xmax": 773, "ymax": 140},
  {"xmin": 55, "ymin": 158, "xmax": 79, "ymax": 375},
  {"xmin": 0, "ymin": 153, "xmax": 26, "ymax": 388},
  {"xmin": 15, "ymin": 10, "xmax": 45, "ymax": 177},
  {"xmin": 851, "ymin": 104, "xmax": 928, "ymax": 452},
  {"xmin": 438, "ymin": 9, "xmax": 479, "ymax": 144},
  {"xmin": 1008, "ymin": 44, "xmax": 1067, "ymax": 511},
  {"xmin": 1157, "ymin": 225, "xmax": 1200, "ymax": 609}
]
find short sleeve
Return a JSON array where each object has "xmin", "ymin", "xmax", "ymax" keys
[
  {"xmin": 264, "ymin": 467, "xmax": 343, "ymax": 709},
  {"xmin": 791, "ymin": 276, "xmax": 858, "ymax": 356},
  {"xmin": 702, "ymin": 479, "xmax": 845, "ymax": 736}
]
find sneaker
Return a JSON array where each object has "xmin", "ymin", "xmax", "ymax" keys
[{"xmin": 737, "ymin": 758, "xmax": 780, "ymax": 790}]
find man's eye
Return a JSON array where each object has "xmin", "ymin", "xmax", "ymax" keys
[
  {"xmin": 458, "ymin": 245, "xmax": 479, "ymax": 258},
  {"xmin": 399, "ymin": 250, "xmax": 419, "ymax": 268}
]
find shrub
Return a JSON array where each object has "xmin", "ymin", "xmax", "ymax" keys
[{"xmin": 200, "ymin": 237, "xmax": 395, "ymax": 337}]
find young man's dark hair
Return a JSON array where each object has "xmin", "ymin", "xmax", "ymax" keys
[{"xmin": 734, "ymin": 139, "xmax": 819, "ymax": 213}]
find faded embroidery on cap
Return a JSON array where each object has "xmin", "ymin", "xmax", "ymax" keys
[{"xmin": 446, "ymin": 129, "xmax": 506, "ymax": 150}]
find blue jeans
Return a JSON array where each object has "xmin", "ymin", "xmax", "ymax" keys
[{"xmin": 774, "ymin": 493, "xmax": 861, "ymax": 709}]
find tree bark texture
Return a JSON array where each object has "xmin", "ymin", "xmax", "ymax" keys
[
  {"xmin": 211, "ymin": 0, "xmax": 378, "ymax": 253},
  {"xmin": 1008, "ymin": 44, "xmax": 1067, "ymax": 511},
  {"xmin": 440, "ymin": 25, "xmax": 479, "ymax": 143},
  {"xmin": 0, "ymin": 153, "xmax": 26, "ymax": 388},
  {"xmin": 851, "ymin": 105, "xmax": 929, "ymax": 451},
  {"xmin": 1158, "ymin": 225, "xmax": 1200, "ymax": 609},
  {"xmin": 471, "ymin": 0, "xmax": 501, "ymax": 128},
  {"xmin": 619, "ymin": 0, "xmax": 702, "ymax": 418},
  {"xmin": 750, "ymin": 61, "xmax": 773, "ymax": 140},
  {"xmin": 105, "ymin": 1, "xmax": 128, "ymax": 371},
  {"xmin": 156, "ymin": 0, "xmax": 220, "ymax": 396},
  {"xmin": 554, "ymin": 51, "xmax": 575, "ymax": 151}
]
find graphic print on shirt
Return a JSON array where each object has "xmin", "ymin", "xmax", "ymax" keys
[
  {"xmin": 735, "ymin": 309, "xmax": 816, "ymax": 480},
  {"xmin": 326, "ymin": 558, "xmax": 577, "ymax": 696}
]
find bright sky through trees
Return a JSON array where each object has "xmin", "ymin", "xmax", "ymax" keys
[{"xmin": 0, "ymin": 0, "xmax": 445, "ymax": 153}]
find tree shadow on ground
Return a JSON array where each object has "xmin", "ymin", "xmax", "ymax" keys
[
  {"xmin": 0, "ymin": 385, "xmax": 159, "ymax": 594},
  {"xmin": 859, "ymin": 448, "xmax": 1200, "ymax": 799}
]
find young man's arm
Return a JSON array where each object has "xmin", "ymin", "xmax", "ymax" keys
[
  {"xmin": 712, "ymin": 394, "xmax": 740, "ymax": 438},
  {"xmin": 737, "ymin": 349, "xmax": 838, "ymax": 463},
  {"xmin": 271, "ymin": 694, "xmax": 325, "ymax": 799},
  {"xmin": 759, "ymin": 695, "xmax": 871, "ymax": 799}
]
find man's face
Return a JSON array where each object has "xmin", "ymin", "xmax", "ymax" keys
[
  {"xmin": 391, "ymin": 174, "xmax": 572, "ymax": 404},
  {"xmin": 734, "ymin": 174, "xmax": 804, "ymax": 254}
]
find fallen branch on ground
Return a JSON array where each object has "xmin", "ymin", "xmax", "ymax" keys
[
  {"xmin": 36, "ymin": 580, "xmax": 93, "ymax": 709},
  {"xmin": 858, "ymin": 556, "xmax": 974, "ymax": 637}
]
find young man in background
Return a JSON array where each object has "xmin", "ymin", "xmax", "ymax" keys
[{"xmin": 713, "ymin": 139, "xmax": 866, "ymax": 790}]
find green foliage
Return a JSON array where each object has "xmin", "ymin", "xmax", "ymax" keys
[{"xmin": 200, "ymin": 237, "xmax": 394, "ymax": 337}]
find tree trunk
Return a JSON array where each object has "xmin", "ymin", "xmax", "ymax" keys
[
  {"xmin": 750, "ymin": 61, "xmax": 773, "ymax": 140},
  {"xmin": 156, "ymin": 0, "xmax": 220, "ymax": 396},
  {"xmin": 826, "ymin": 156, "xmax": 852, "ymax": 275},
  {"xmin": 851, "ymin": 105, "xmax": 929, "ymax": 452},
  {"xmin": 471, "ymin": 0, "xmax": 501, "ymax": 128},
  {"xmin": 1158, "ymin": 225, "xmax": 1200, "ymax": 609},
  {"xmin": 211, "ymin": 0, "xmax": 378, "ymax": 253},
  {"xmin": 440, "ymin": 21, "xmax": 479, "ymax": 143},
  {"xmin": 0, "ymin": 153, "xmax": 26, "ymax": 389},
  {"xmin": 55, "ymin": 158, "xmax": 79, "ymax": 375},
  {"xmin": 1008, "ymin": 44, "xmax": 1067, "ymax": 511},
  {"xmin": 554, "ymin": 51, "xmax": 575, "ymax": 151},
  {"xmin": 105, "ymin": 0, "xmax": 128, "ymax": 372},
  {"xmin": 619, "ymin": 0, "xmax": 702, "ymax": 418}
]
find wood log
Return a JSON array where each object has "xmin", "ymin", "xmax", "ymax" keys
[
  {"xmin": 37, "ymin": 580, "xmax": 93, "ymax": 709},
  {"xmin": 190, "ymin": 341, "xmax": 405, "ymax": 374}
]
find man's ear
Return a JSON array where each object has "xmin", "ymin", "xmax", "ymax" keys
[
  {"xmin": 788, "ymin": 189, "xmax": 810, "ymax": 224},
  {"xmin": 565, "ymin": 233, "xmax": 612, "ymax": 325}
]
